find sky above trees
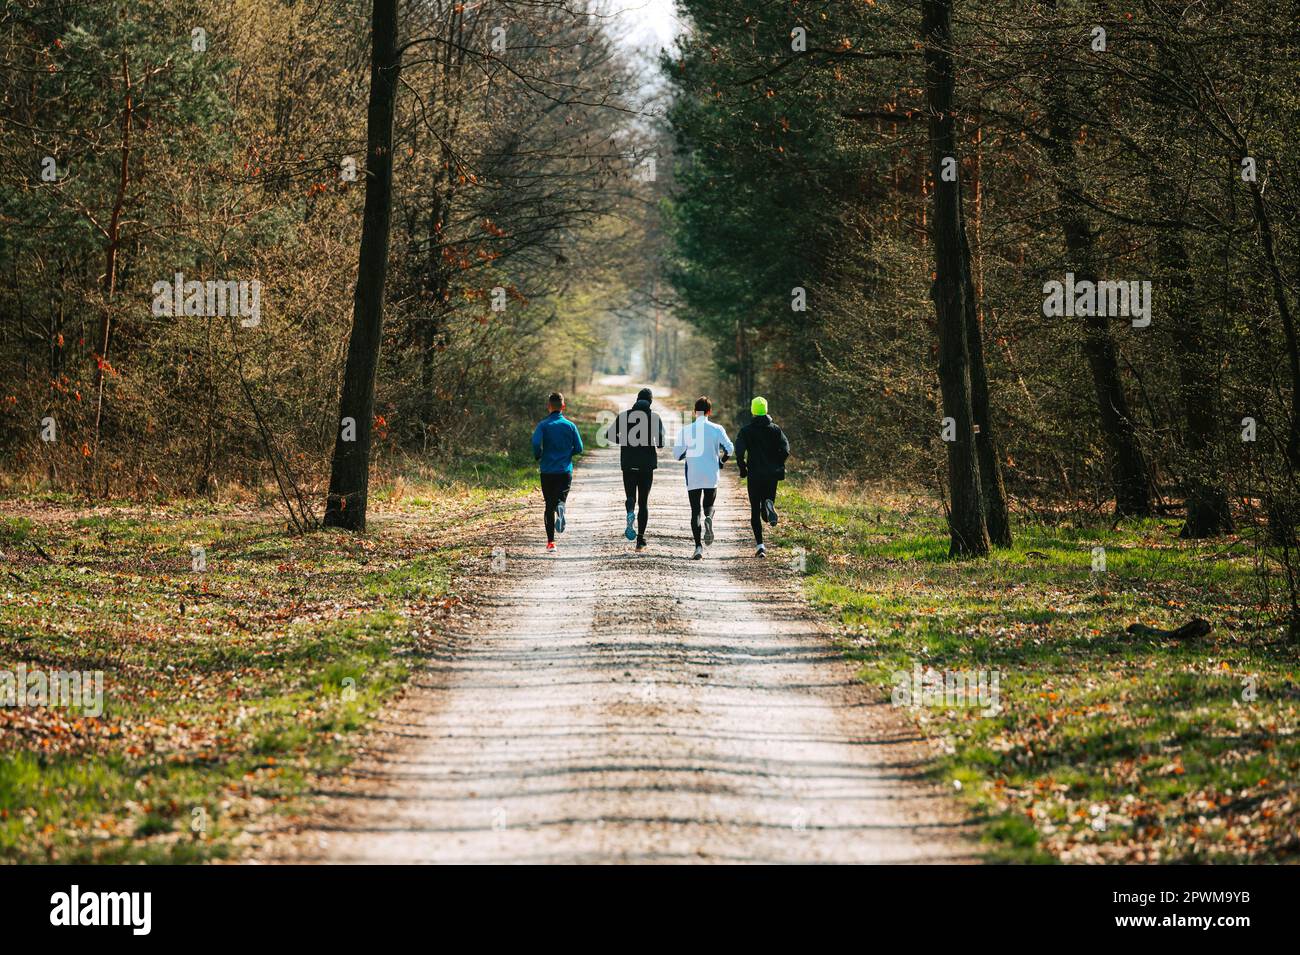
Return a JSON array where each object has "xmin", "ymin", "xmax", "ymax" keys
[{"xmin": 611, "ymin": 0, "xmax": 681, "ymax": 52}]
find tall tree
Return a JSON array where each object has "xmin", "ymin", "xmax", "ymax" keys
[
  {"xmin": 323, "ymin": 0, "xmax": 401, "ymax": 530},
  {"xmin": 1040, "ymin": 12, "xmax": 1153, "ymax": 518},
  {"xmin": 923, "ymin": 0, "xmax": 989, "ymax": 556},
  {"xmin": 960, "ymin": 196, "xmax": 1011, "ymax": 546}
]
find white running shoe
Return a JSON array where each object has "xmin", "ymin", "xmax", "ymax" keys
[
  {"xmin": 692, "ymin": 544, "xmax": 704, "ymax": 560},
  {"xmin": 556, "ymin": 501, "xmax": 566, "ymax": 534},
  {"xmin": 755, "ymin": 544, "xmax": 766, "ymax": 557},
  {"xmin": 703, "ymin": 514, "xmax": 714, "ymax": 546}
]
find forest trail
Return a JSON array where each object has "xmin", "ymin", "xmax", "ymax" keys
[{"xmin": 259, "ymin": 390, "xmax": 974, "ymax": 863}]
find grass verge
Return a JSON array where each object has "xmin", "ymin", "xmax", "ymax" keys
[
  {"xmin": 0, "ymin": 461, "xmax": 533, "ymax": 862},
  {"xmin": 773, "ymin": 481, "xmax": 1299, "ymax": 863}
]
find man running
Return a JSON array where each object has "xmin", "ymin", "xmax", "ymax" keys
[
  {"xmin": 673, "ymin": 396, "xmax": 734, "ymax": 560},
  {"xmin": 734, "ymin": 395, "xmax": 790, "ymax": 557},
  {"xmin": 601, "ymin": 387, "xmax": 666, "ymax": 551},
  {"xmin": 531, "ymin": 391, "xmax": 583, "ymax": 551}
]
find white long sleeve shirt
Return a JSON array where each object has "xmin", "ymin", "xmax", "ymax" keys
[{"xmin": 673, "ymin": 416, "xmax": 735, "ymax": 490}]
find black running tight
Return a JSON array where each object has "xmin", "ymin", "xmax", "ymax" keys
[
  {"xmin": 747, "ymin": 476, "xmax": 778, "ymax": 545},
  {"xmin": 687, "ymin": 487, "xmax": 716, "ymax": 546},
  {"xmin": 540, "ymin": 471, "xmax": 572, "ymax": 542},
  {"xmin": 622, "ymin": 469, "xmax": 653, "ymax": 539}
]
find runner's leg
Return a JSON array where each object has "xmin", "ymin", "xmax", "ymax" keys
[
  {"xmin": 556, "ymin": 473, "xmax": 572, "ymax": 534},
  {"xmin": 758, "ymin": 475, "xmax": 778, "ymax": 524},
  {"xmin": 622, "ymin": 470, "xmax": 637, "ymax": 513},
  {"xmin": 747, "ymin": 481, "xmax": 764, "ymax": 545},
  {"xmin": 541, "ymin": 474, "xmax": 559, "ymax": 542},
  {"xmin": 688, "ymin": 488, "xmax": 703, "ymax": 546},
  {"xmin": 637, "ymin": 471, "xmax": 652, "ymax": 539}
]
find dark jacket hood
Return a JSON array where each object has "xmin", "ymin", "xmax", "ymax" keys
[{"xmin": 632, "ymin": 399, "xmax": 652, "ymax": 413}]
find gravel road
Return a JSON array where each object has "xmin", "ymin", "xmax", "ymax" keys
[{"xmin": 260, "ymin": 394, "xmax": 974, "ymax": 863}]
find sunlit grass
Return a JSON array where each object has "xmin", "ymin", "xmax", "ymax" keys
[
  {"xmin": 776, "ymin": 483, "xmax": 1299, "ymax": 863},
  {"xmin": 0, "ymin": 458, "xmax": 532, "ymax": 863}
]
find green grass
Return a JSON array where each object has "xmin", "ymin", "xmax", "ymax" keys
[
  {"xmin": 772, "ymin": 483, "xmax": 1300, "ymax": 864},
  {"xmin": 428, "ymin": 447, "xmax": 539, "ymax": 491},
  {"xmin": 0, "ymin": 466, "xmax": 532, "ymax": 863},
  {"xmin": 0, "ymin": 515, "xmax": 33, "ymax": 547}
]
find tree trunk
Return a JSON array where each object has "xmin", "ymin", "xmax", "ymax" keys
[
  {"xmin": 323, "ymin": 0, "xmax": 401, "ymax": 531},
  {"xmin": 962, "ymin": 115, "xmax": 1011, "ymax": 545},
  {"xmin": 923, "ymin": 0, "xmax": 989, "ymax": 557},
  {"xmin": 1042, "ymin": 45, "xmax": 1153, "ymax": 518},
  {"xmin": 1155, "ymin": 187, "xmax": 1232, "ymax": 537},
  {"xmin": 1143, "ymin": 34, "xmax": 1231, "ymax": 537},
  {"xmin": 420, "ymin": 187, "xmax": 450, "ymax": 449},
  {"xmin": 960, "ymin": 189, "xmax": 1011, "ymax": 546}
]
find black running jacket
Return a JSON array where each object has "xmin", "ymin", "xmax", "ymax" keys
[
  {"xmin": 735, "ymin": 415, "xmax": 790, "ymax": 481},
  {"xmin": 603, "ymin": 399, "xmax": 666, "ymax": 471}
]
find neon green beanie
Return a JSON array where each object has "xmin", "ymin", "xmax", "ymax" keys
[{"xmin": 751, "ymin": 396, "xmax": 768, "ymax": 416}]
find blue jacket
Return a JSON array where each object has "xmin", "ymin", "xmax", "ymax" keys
[{"xmin": 532, "ymin": 412, "xmax": 583, "ymax": 473}]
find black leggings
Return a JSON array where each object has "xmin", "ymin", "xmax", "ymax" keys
[
  {"xmin": 687, "ymin": 487, "xmax": 717, "ymax": 546},
  {"xmin": 540, "ymin": 471, "xmax": 571, "ymax": 542},
  {"xmin": 622, "ymin": 469, "xmax": 653, "ymax": 539},
  {"xmin": 747, "ymin": 476, "xmax": 779, "ymax": 545}
]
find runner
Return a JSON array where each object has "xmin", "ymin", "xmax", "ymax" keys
[
  {"xmin": 734, "ymin": 395, "xmax": 790, "ymax": 557},
  {"xmin": 601, "ymin": 387, "xmax": 666, "ymax": 551},
  {"xmin": 531, "ymin": 391, "xmax": 583, "ymax": 551},
  {"xmin": 672, "ymin": 395, "xmax": 734, "ymax": 560}
]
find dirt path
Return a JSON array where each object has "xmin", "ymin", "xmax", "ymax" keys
[{"xmin": 259, "ymin": 400, "xmax": 974, "ymax": 863}]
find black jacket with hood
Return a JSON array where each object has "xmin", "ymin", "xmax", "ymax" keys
[
  {"xmin": 735, "ymin": 415, "xmax": 790, "ymax": 481},
  {"xmin": 603, "ymin": 399, "xmax": 666, "ymax": 471}
]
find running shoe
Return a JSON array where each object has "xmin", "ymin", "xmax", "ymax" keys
[
  {"xmin": 703, "ymin": 514, "xmax": 714, "ymax": 546},
  {"xmin": 755, "ymin": 543, "xmax": 766, "ymax": 557},
  {"xmin": 692, "ymin": 544, "xmax": 703, "ymax": 560},
  {"xmin": 625, "ymin": 511, "xmax": 636, "ymax": 541},
  {"xmin": 762, "ymin": 499, "xmax": 778, "ymax": 525},
  {"xmin": 556, "ymin": 501, "xmax": 566, "ymax": 534}
]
